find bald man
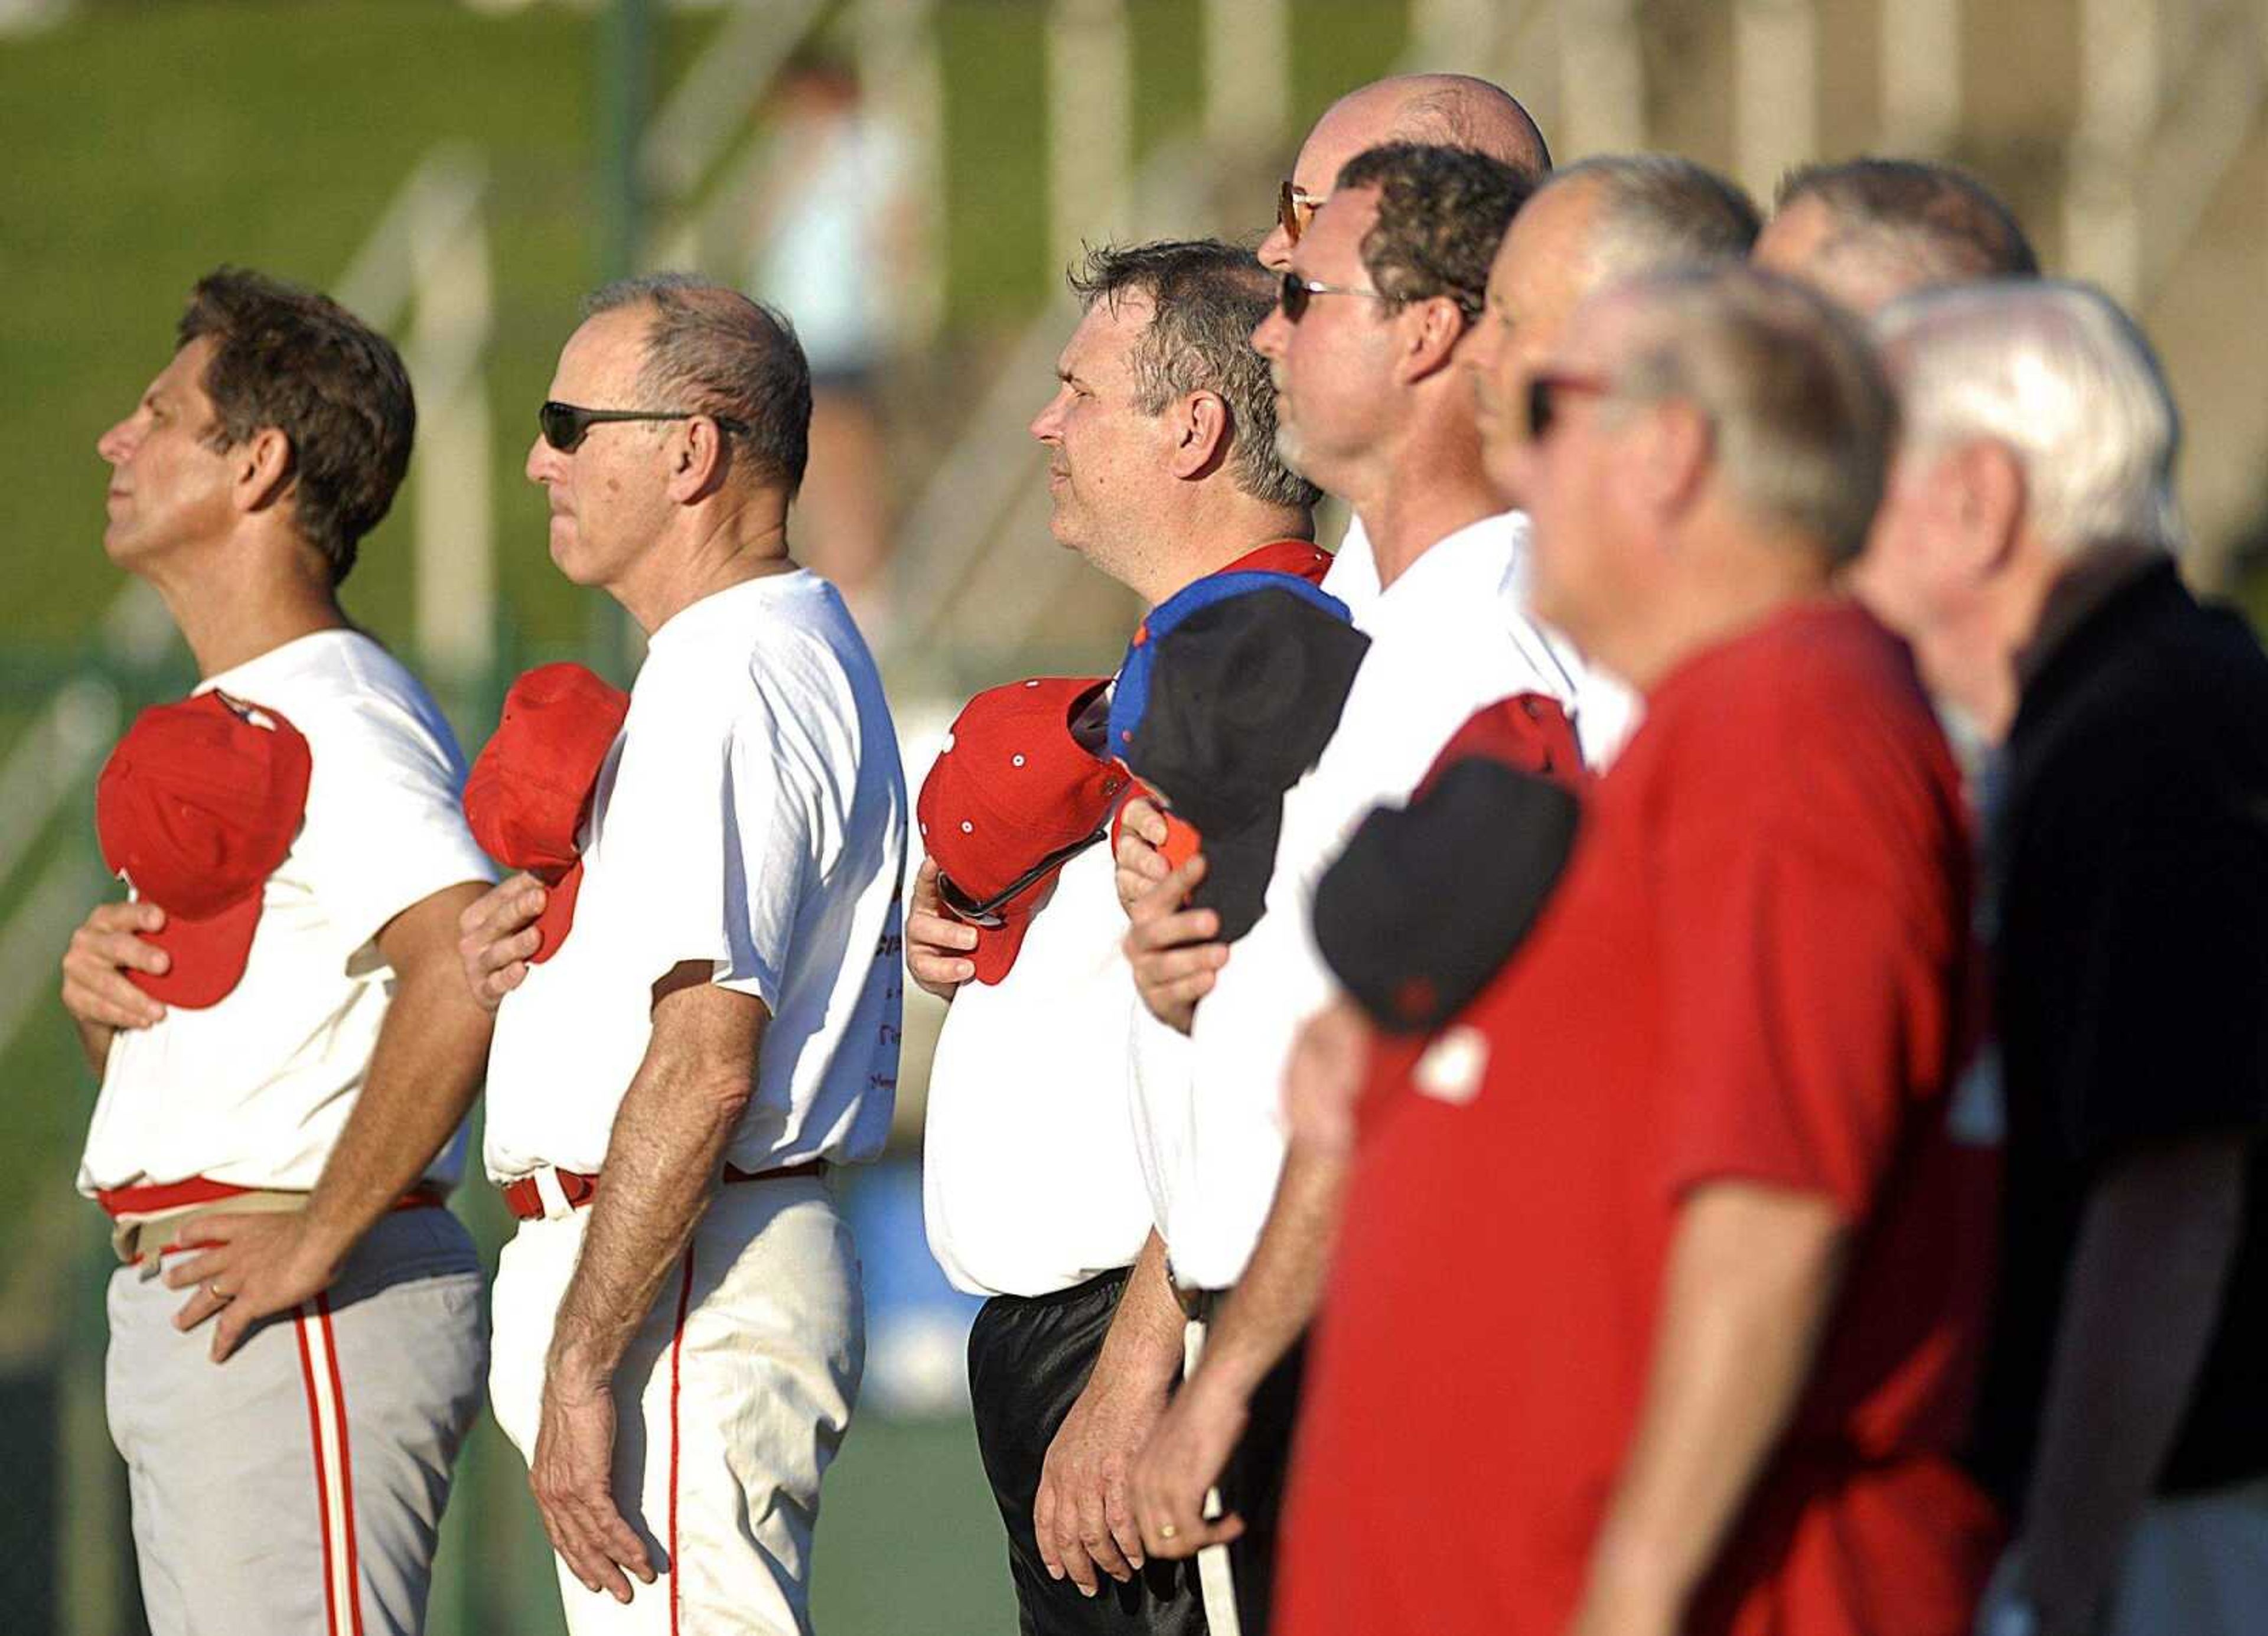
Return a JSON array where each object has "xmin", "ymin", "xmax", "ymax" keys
[
  {"xmin": 1254, "ymin": 73, "xmax": 1552, "ymax": 616},
  {"xmin": 1752, "ymin": 157, "xmax": 2036, "ymax": 318}
]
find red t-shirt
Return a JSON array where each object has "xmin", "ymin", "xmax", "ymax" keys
[{"xmin": 1275, "ymin": 601, "xmax": 2002, "ymax": 1636}]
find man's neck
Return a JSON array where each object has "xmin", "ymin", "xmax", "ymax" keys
[
  {"xmin": 1133, "ymin": 501, "xmax": 1315, "ymax": 608},
  {"xmin": 144, "ymin": 546, "xmax": 349, "ymax": 680},
  {"xmin": 1347, "ymin": 419, "xmax": 1502, "ymax": 590},
  {"xmin": 611, "ymin": 496, "xmax": 797, "ymax": 635},
  {"xmin": 1606, "ymin": 532, "xmax": 1834, "ymax": 695}
]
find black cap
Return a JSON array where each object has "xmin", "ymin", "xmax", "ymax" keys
[
  {"xmin": 1123, "ymin": 587, "xmax": 1370, "ymax": 941},
  {"xmin": 1314, "ymin": 693, "xmax": 1586, "ymax": 1032}
]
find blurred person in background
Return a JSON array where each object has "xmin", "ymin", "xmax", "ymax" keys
[
  {"xmin": 1861, "ymin": 280, "xmax": 2268, "ymax": 1636},
  {"xmin": 455, "ymin": 275, "xmax": 904, "ymax": 1635},
  {"xmin": 1464, "ymin": 153, "xmax": 1762, "ymax": 518},
  {"xmin": 750, "ymin": 47, "xmax": 910, "ymax": 634},
  {"xmin": 1276, "ymin": 265, "xmax": 2000, "ymax": 1636},
  {"xmin": 1251, "ymin": 70, "xmax": 1553, "ymax": 618},
  {"xmin": 908, "ymin": 237, "xmax": 1321, "ymax": 1635},
  {"xmin": 1112, "ymin": 141, "xmax": 1594, "ymax": 1633},
  {"xmin": 62, "ymin": 268, "xmax": 496, "ymax": 1636},
  {"xmin": 1754, "ymin": 156, "xmax": 2039, "ymax": 317}
]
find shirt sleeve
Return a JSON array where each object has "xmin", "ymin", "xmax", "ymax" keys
[
  {"xmin": 709, "ymin": 693, "xmax": 826, "ymax": 1008},
  {"xmin": 293, "ymin": 694, "xmax": 497, "ymax": 959},
  {"xmin": 2034, "ymin": 771, "xmax": 2268, "ymax": 1164},
  {"xmin": 1657, "ymin": 810, "xmax": 1960, "ymax": 1221}
]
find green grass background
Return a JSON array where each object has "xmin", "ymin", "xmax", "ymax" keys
[{"xmin": 0, "ymin": 4, "xmax": 1417, "ymax": 1631}]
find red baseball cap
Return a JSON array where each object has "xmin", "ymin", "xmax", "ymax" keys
[
  {"xmin": 917, "ymin": 676, "xmax": 1126, "ymax": 984},
  {"xmin": 96, "ymin": 690, "xmax": 312, "ymax": 1009},
  {"xmin": 462, "ymin": 663, "xmax": 629, "ymax": 964}
]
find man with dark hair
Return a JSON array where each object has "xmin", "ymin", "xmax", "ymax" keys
[
  {"xmin": 61, "ymin": 266, "xmax": 497, "ymax": 1634},
  {"xmin": 1277, "ymin": 266, "xmax": 1999, "ymax": 1636},
  {"xmin": 907, "ymin": 236, "xmax": 1319, "ymax": 1635},
  {"xmin": 455, "ymin": 275, "xmax": 905, "ymax": 1634},
  {"xmin": 1115, "ymin": 141, "xmax": 1615, "ymax": 1633},
  {"xmin": 1754, "ymin": 155, "xmax": 2038, "ymax": 315}
]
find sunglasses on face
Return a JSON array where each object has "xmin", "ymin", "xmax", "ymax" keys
[
  {"xmin": 1523, "ymin": 371, "xmax": 1617, "ymax": 442},
  {"xmin": 1278, "ymin": 272, "xmax": 1391, "ymax": 324},
  {"xmin": 537, "ymin": 400, "xmax": 751, "ymax": 454},
  {"xmin": 1277, "ymin": 180, "xmax": 1326, "ymax": 246},
  {"xmin": 936, "ymin": 824, "xmax": 1110, "ymax": 928}
]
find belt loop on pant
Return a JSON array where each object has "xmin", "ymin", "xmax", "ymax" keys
[{"xmin": 531, "ymin": 1165, "xmax": 575, "ymax": 1222}]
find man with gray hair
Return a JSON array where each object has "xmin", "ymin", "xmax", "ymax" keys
[
  {"xmin": 1278, "ymin": 264, "xmax": 2000, "ymax": 1636},
  {"xmin": 1466, "ymin": 152, "xmax": 1761, "ymax": 531},
  {"xmin": 455, "ymin": 274, "xmax": 907, "ymax": 1634},
  {"xmin": 1754, "ymin": 156, "xmax": 2037, "ymax": 316},
  {"xmin": 905, "ymin": 238, "xmax": 1320, "ymax": 1635},
  {"xmin": 1861, "ymin": 280, "xmax": 2268, "ymax": 1636}
]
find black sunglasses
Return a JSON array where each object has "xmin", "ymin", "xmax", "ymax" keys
[
  {"xmin": 538, "ymin": 400, "xmax": 751, "ymax": 453},
  {"xmin": 936, "ymin": 824, "xmax": 1110, "ymax": 928},
  {"xmin": 1278, "ymin": 272, "xmax": 1391, "ymax": 324},
  {"xmin": 1523, "ymin": 371, "xmax": 1616, "ymax": 442}
]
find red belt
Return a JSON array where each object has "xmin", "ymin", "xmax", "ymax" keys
[
  {"xmin": 499, "ymin": 1158, "xmax": 829, "ymax": 1222},
  {"xmin": 97, "ymin": 1176, "xmax": 447, "ymax": 1218}
]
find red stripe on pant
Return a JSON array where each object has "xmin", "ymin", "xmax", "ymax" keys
[
  {"xmin": 319, "ymin": 1296, "xmax": 365, "ymax": 1634},
  {"xmin": 294, "ymin": 1301, "xmax": 366, "ymax": 1636},
  {"xmin": 667, "ymin": 1251, "xmax": 697, "ymax": 1636}
]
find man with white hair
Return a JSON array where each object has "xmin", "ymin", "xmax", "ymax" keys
[{"xmin": 1861, "ymin": 280, "xmax": 2268, "ymax": 1636}]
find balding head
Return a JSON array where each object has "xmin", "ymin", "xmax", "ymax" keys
[
  {"xmin": 1754, "ymin": 158, "xmax": 2037, "ymax": 317},
  {"xmin": 1260, "ymin": 73, "xmax": 1550, "ymax": 270},
  {"xmin": 1467, "ymin": 156, "xmax": 1760, "ymax": 503}
]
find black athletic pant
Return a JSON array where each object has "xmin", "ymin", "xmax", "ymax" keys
[{"xmin": 968, "ymin": 1269, "xmax": 1208, "ymax": 1636}]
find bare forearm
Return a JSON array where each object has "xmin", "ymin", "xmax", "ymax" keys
[
  {"xmin": 73, "ymin": 1016, "xmax": 115, "ymax": 1077},
  {"xmin": 2016, "ymin": 1138, "xmax": 2246, "ymax": 1620},
  {"xmin": 1584, "ymin": 1186, "xmax": 1846, "ymax": 1622},
  {"xmin": 549, "ymin": 1064, "xmax": 744, "ymax": 1383},
  {"xmin": 1091, "ymin": 1231, "xmax": 1187, "ymax": 1394},
  {"xmin": 301, "ymin": 961, "xmax": 491, "ymax": 1256},
  {"xmin": 1193, "ymin": 1142, "xmax": 1348, "ymax": 1401},
  {"xmin": 299, "ymin": 884, "xmax": 496, "ymax": 1259}
]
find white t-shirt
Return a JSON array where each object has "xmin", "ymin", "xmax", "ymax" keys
[
  {"xmin": 1130, "ymin": 511, "xmax": 1609, "ymax": 1288},
  {"xmin": 78, "ymin": 630, "xmax": 496, "ymax": 1197},
  {"xmin": 484, "ymin": 571, "xmax": 905, "ymax": 1181},
  {"xmin": 922, "ymin": 835, "xmax": 1156, "ymax": 1298},
  {"xmin": 1320, "ymin": 511, "xmax": 1381, "ymax": 623}
]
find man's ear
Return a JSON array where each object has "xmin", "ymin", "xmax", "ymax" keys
[
  {"xmin": 234, "ymin": 426, "xmax": 296, "ymax": 516},
  {"xmin": 665, "ymin": 415, "xmax": 732, "ymax": 503},
  {"xmin": 1168, "ymin": 390, "xmax": 1231, "ymax": 481},
  {"xmin": 1393, "ymin": 296, "xmax": 1471, "ymax": 386},
  {"xmin": 1943, "ymin": 438, "xmax": 2028, "ymax": 582},
  {"xmin": 1628, "ymin": 399, "xmax": 1713, "ymax": 526}
]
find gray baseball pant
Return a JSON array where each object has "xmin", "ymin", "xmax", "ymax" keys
[{"xmin": 104, "ymin": 1204, "xmax": 487, "ymax": 1636}]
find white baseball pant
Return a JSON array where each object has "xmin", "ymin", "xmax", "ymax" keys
[{"xmin": 489, "ymin": 1173, "xmax": 863, "ymax": 1636}]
